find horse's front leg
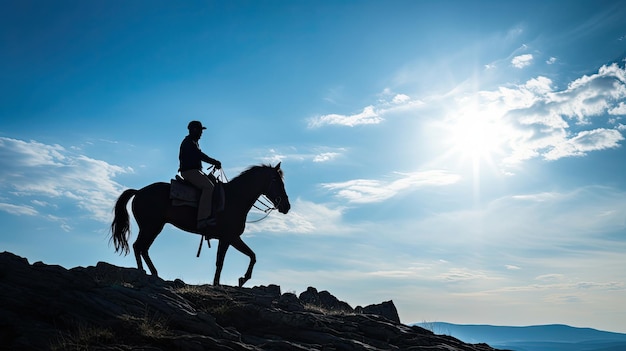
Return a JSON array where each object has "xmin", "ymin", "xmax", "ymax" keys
[
  {"xmin": 230, "ymin": 237, "xmax": 256, "ymax": 287},
  {"xmin": 213, "ymin": 240, "xmax": 229, "ymax": 286}
]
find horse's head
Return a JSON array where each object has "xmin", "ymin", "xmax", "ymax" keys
[{"xmin": 264, "ymin": 162, "xmax": 290, "ymax": 214}]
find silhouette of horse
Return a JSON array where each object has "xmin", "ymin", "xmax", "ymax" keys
[{"xmin": 110, "ymin": 163, "xmax": 290, "ymax": 287}]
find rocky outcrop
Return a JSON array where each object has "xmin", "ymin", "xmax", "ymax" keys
[
  {"xmin": 356, "ymin": 301, "xmax": 400, "ymax": 324},
  {"xmin": 299, "ymin": 287, "xmax": 400, "ymax": 324},
  {"xmin": 299, "ymin": 286, "xmax": 354, "ymax": 314},
  {"xmin": 0, "ymin": 252, "xmax": 504, "ymax": 351}
]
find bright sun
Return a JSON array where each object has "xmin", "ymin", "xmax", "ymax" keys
[
  {"xmin": 452, "ymin": 115, "xmax": 501, "ymax": 161},
  {"xmin": 439, "ymin": 104, "xmax": 510, "ymax": 173}
]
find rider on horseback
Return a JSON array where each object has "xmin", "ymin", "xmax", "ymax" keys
[{"xmin": 179, "ymin": 120, "xmax": 222, "ymax": 229}]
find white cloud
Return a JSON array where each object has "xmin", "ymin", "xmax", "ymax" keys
[
  {"xmin": 438, "ymin": 268, "xmax": 493, "ymax": 282},
  {"xmin": 543, "ymin": 128, "xmax": 624, "ymax": 160},
  {"xmin": 475, "ymin": 63, "xmax": 626, "ymax": 165},
  {"xmin": 392, "ymin": 94, "xmax": 411, "ymax": 104},
  {"xmin": 257, "ymin": 147, "xmax": 345, "ymax": 164},
  {"xmin": 313, "ymin": 152, "xmax": 340, "ymax": 163},
  {"xmin": 322, "ymin": 170, "xmax": 461, "ymax": 204},
  {"xmin": 308, "ymin": 105, "xmax": 382, "ymax": 128},
  {"xmin": 0, "ymin": 137, "xmax": 132, "ymax": 223},
  {"xmin": 0, "ymin": 202, "xmax": 38, "ymax": 216},
  {"xmin": 308, "ymin": 90, "xmax": 424, "ymax": 128},
  {"xmin": 511, "ymin": 54, "xmax": 534, "ymax": 68},
  {"xmin": 46, "ymin": 214, "xmax": 73, "ymax": 232},
  {"xmin": 609, "ymin": 101, "xmax": 626, "ymax": 115},
  {"xmin": 258, "ymin": 150, "xmax": 288, "ymax": 164},
  {"xmin": 366, "ymin": 264, "xmax": 497, "ymax": 284},
  {"xmin": 524, "ymin": 76, "xmax": 553, "ymax": 94},
  {"xmin": 546, "ymin": 57, "xmax": 557, "ymax": 65},
  {"xmin": 31, "ymin": 199, "xmax": 58, "ymax": 209},
  {"xmin": 0, "ymin": 138, "xmax": 66, "ymax": 167}
]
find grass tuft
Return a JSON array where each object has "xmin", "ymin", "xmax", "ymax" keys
[
  {"xmin": 303, "ymin": 303, "xmax": 354, "ymax": 316},
  {"xmin": 51, "ymin": 324, "xmax": 114, "ymax": 351}
]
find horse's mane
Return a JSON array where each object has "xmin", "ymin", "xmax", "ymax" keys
[{"xmin": 231, "ymin": 164, "xmax": 283, "ymax": 182}]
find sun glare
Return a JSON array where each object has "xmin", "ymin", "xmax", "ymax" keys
[
  {"xmin": 452, "ymin": 115, "xmax": 501, "ymax": 161},
  {"xmin": 440, "ymin": 104, "xmax": 510, "ymax": 174},
  {"xmin": 429, "ymin": 103, "xmax": 514, "ymax": 205}
]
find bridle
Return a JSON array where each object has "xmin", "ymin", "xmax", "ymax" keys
[
  {"xmin": 209, "ymin": 166, "xmax": 283, "ymax": 223},
  {"xmin": 249, "ymin": 170, "xmax": 284, "ymax": 223}
]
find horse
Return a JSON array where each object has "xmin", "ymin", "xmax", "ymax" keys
[{"xmin": 110, "ymin": 163, "xmax": 290, "ymax": 287}]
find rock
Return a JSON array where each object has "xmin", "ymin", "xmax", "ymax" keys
[
  {"xmin": 251, "ymin": 284, "xmax": 281, "ymax": 297},
  {"xmin": 299, "ymin": 286, "xmax": 321, "ymax": 304},
  {"xmin": 274, "ymin": 292, "xmax": 305, "ymax": 312},
  {"xmin": 355, "ymin": 300, "xmax": 401, "ymax": 323},
  {"xmin": 299, "ymin": 286, "xmax": 353, "ymax": 313},
  {"xmin": 0, "ymin": 251, "xmax": 505, "ymax": 351}
]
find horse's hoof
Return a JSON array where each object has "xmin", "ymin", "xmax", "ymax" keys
[{"xmin": 238, "ymin": 277, "xmax": 246, "ymax": 287}]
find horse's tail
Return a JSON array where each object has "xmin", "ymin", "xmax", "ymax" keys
[{"xmin": 110, "ymin": 189, "xmax": 138, "ymax": 256}]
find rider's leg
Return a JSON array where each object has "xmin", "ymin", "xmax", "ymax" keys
[{"xmin": 181, "ymin": 170, "xmax": 215, "ymax": 227}]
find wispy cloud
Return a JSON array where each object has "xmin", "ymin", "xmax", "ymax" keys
[
  {"xmin": 414, "ymin": 185, "xmax": 626, "ymax": 252},
  {"xmin": 0, "ymin": 138, "xmax": 66, "ymax": 167},
  {"xmin": 256, "ymin": 147, "xmax": 347, "ymax": 165},
  {"xmin": 308, "ymin": 105, "xmax": 382, "ymax": 128},
  {"xmin": 465, "ymin": 279, "xmax": 626, "ymax": 296},
  {"xmin": 438, "ymin": 267, "xmax": 494, "ymax": 283},
  {"xmin": 0, "ymin": 202, "xmax": 38, "ymax": 216},
  {"xmin": 313, "ymin": 152, "xmax": 341, "ymax": 163},
  {"xmin": 0, "ymin": 137, "xmax": 132, "ymax": 223},
  {"xmin": 308, "ymin": 92, "xmax": 424, "ymax": 128},
  {"xmin": 322, "ymin": 170, "xmax": 461, "ymax": 204}
]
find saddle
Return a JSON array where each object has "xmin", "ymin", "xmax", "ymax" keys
[{"xmin": 169, "ymin": 175, "xmax": 225, "ymax": 213}]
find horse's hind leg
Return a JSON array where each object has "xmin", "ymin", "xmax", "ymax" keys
[
  {"xmin": 133, "ymin": 243, "xmax": 144, "ymax": 273},
  {"xmin": 230, "ymin": 237, "xmax": 256, "ymax": 287},
  {"xmin": 133, "ymin": 225, "xmax": 163, "ymax": 277}
]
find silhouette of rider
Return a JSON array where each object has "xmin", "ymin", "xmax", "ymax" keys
[{"xmin": 179, "ymin": 120, "xmax": 222, "ymax": 229}]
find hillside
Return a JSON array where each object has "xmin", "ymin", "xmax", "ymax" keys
[{"xmin": 0, "ymin": 252, "xmax": 504, "ymax": 350}]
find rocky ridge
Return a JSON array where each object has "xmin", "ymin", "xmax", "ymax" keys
[{"xmin": 0, "ymin": 252, "xmax": 504, "ymax": 350}]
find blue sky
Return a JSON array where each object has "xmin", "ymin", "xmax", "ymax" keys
[{"xmin": 2, "ymin": 1, "xmax": 626, "ymax": 333}]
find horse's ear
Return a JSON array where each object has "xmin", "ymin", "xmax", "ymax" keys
[{"xmin": 275, "ymin": 162, "xmax": 281, "ymax": 169}]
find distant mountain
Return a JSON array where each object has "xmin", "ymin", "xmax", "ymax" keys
[{"xmin": 413, "ymin": 322, "xmax": 626, "ymax": 351}]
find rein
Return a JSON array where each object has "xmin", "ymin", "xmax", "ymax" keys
[
  {"xmin": 248, "ymin": 200, "xmax": 277, "ymax": 223},
  {"xmin": 209, "ymin": 166, "xmax": 278, "ymax": 223}
]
